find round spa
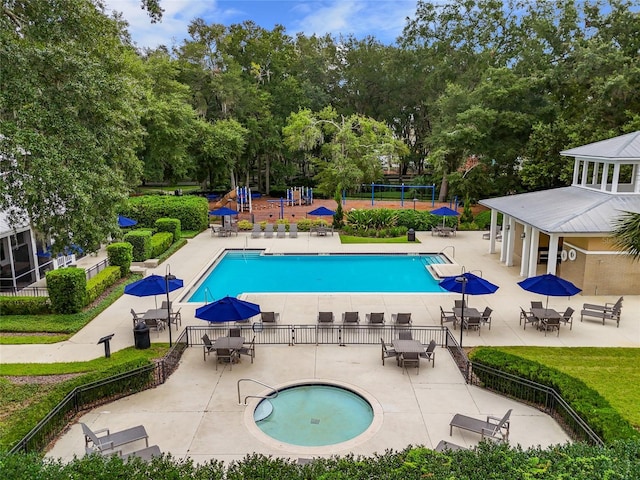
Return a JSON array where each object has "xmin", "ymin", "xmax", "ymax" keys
[{"xmin": 253, "ymin": 383, "xmax": 375, "ymax": 447}]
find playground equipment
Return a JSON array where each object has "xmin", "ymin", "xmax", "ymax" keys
[
  {"xmin": 286, "ymin": 186, "xmax": 313, "ymax": 206},
  {"xmin": 350, "ymin": 183, "xmax": 437, "ymax": 207},
  {"xmin": 210, "ymin": 189, "xmax": 237, "ymax": 209},
  {"xmin": 236, "ymin": 186, "xmax": 252, "ymax": 213}
]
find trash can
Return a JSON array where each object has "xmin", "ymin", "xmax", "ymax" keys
[
  {"xmin": 407, "ymin": 228, "xmax": 416, "ymax": 242},
  {"xmin": 133, "ymin": 321, "xmax": 150, "ymax": 349}
]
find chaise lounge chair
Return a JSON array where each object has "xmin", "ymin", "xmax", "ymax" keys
[
  {"xmin": 289, "ymin": 223, "xmax": 298, "ymax": 238},
  {"xmin": 392, "ymin": 313, "xmax": 412, "ymax": 327},
  {"xmin": 251, "ymin": 224, "xmax": 262, "ymax": 238},
  {"xmin": 342, "ymin": 311, "xmax": 360, "ymax": 324},
  {"xmin": 580, "ymin": 296, "xmax": 623, "ymax": 327},
  {"xmin": 317, "ymin": 311, "xmax": 334, "ymax": 324},
  {"xmin": 264, "ymin": 223, "xmax": 274, "ymax": 238},
  {"xmin": 366, "ymin": 312, "xmax": 385, "ymax": 325},
  {"xmin": 276, "ymin": 223, "xmax": 286, "ymax": 238},
  {"xmin": 449, "ymin": 409, "xmax": 512, "ymax": 442},
  {"xmin": 261, "ymin": 311, "xmax": 279, "ymax": 324},
  {"xmin": 81, "ymin": 422, "xmax": 149, "ymax": 453}
]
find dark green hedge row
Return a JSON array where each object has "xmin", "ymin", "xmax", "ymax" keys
[
  {"xmin": 123, "ymin": 230, "xmax": 152, "ymax": 262},
  {"xmin": 2, "ymin": 440, "xmax": 640, "ymax": 479},
  {"xmin": 150, "ymin": 232, "xmax": 174, "ymax": 258},
  {"xmin": 0, "ymin": 296, "xmax": 51, "ymax": 315},
  {"xmin": 124, "ymin": 195, "xmax": 208, "ymax": 231},
  {"xmin": 155, "ymin": 217, "xmax": 181, "ymax": 242},
  {"xmin": 469, "ymin": 348, "xmax": 639, "ymax": 444},
  {"xmin": 107, "ymin": 242, "xmax": 133, "ymax": 277},
  {"xmin": 45, "ymin": 268, "xmax": 86, "ymax": 314},
  {"xmin": 85, "ymin": 266, "xmax": 121, "ymax": 306}
]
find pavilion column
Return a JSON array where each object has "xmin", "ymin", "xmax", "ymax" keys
[
  {"xmin": 581, "ymin": 160, "xmax": 589, "ymax": 186},
  {"xmin": 527, "ymin": 227, "xmax": 540, "ymax": 277},
  {"xmin": 505, "ymin": 218, "xmax": 516, "ymax": 267},
  {"xmin": 612, "ymin": 163, "xmax": 620, "ymax": 193},
  {"xmin": 546, "ymin": 234, "xmax": 560, "ymax": 275},
  {"xmin": 489, "ymin": 209, "xmax": 498, "ymax": 254},
  {"xmin": 601, "ymin": 163, "xmax": 609, "ymax": 191},
  {"xmin": 572, "ymin": 158, "xmax": 580, "ymax": 185},
  {"xmin": 519, "ymin": 224, "xmax": 532, "ymax": 277},
  {"xmin": 500, "ymin": 215, "xmax": 510, "ymax": 263}
]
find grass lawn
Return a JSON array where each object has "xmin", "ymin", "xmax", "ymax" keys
[
  {"xmin": 340, "ymin": 235, "xmax": 418, "ymax": 244},
  {"xmin": 495, "ymin": 347, "xmax": 640, "ymax": 428},
  {"xmin": 0, "ymin": 346, "xmax": 167, "ymax": 450}
]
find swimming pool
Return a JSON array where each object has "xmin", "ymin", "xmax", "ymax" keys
[
  {"xmin": 186, "ymin": 250, "xmax": 447, "ymax": 301},
  {"xmin": 254, "ymin": 383, "xmax": 374, "ymax": 447}
]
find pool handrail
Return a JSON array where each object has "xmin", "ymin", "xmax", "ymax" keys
[{"xmin": 237, "ymin": 378, "xmax": 279, "ymax": 405}]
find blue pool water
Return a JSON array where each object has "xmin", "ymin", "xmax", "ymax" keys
[
  {"xmin": 255, "ymin": 384, "xmax": 373, "ymax": 446},
  {"xmin": 187, "ymin": 250, "xmax": 447, "ymax": 301}
]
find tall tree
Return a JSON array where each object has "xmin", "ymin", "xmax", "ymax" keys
[
  {"xmin": 283, "ymin": 107, "xmax": 408, "ymax": 195},
  {"xmin": 0, "ymin": 0, "xmax": 145, "ymax": 253},
  {"xmin": 611, "ymin": 212, "xmax": 640, "ymax": 261}
]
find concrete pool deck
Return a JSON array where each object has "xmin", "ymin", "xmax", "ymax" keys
[{"xmin": 2, "ymin": 229, "xmax": 638, "ymax": 462}]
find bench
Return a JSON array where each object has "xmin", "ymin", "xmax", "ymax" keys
[
  {"xmin": 580, "ymin": 297, "xmax": 622, "ymax": 327},
  {"xmin": 449, "ymin": 409, "xmax": 511, "ymax": 442}
]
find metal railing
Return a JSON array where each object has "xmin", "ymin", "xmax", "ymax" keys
[
  {"xmin": 0, "ymin": 286, "xmax": 49, "ymax": 297},
  {"xmin": 186, "ymin": 324, "xmax": 449, "ymax": 348},
  {"xmin": 443, "ymin": 329, "xmax": 602, "ymax": 446},
  {"xmin": 9, "ymin": 329, "xmax": 189, "ymax": 454},
  {"xmin": 85, "ymin": 259, "xmax": 109, "ymax": 280}
]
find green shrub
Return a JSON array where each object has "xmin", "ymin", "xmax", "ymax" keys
[
  {"xmin": 470, "ymin": 348, "xmax": 639, "ymax": 444},
  {"xmin": 154, "ymin": 217, "xmax": 181, "ymax": 242},
  {"xmin": 106, "ymin": 242, "xmax": 133, "ymax": 277},
  {"xmin": 0, "ymin": 297, "xmax": 51, "ymax": 315},
  {"xmin": 237, "ymin": 220, "xmax": 253, "ymax": 231},
  {"xmin": 46, "ymin": 268, "xmax": 87, "ymax": 314},
  {"xmin": 123, "ymin": 230, "xmax": 152, "ymax": 262},
  {"xmin": 156, "ymin": 238, "xmax": 187, "ymax": 264},
  {"xmin": 150, "ymin": 232, "xmax": 174, "ymax": 258},
  {"xmin": 460, "ymin": 195, "xmax": 474, "ymax": 224},
  {"xmin": 123, "ymin": 195, "xmax": 208, "ymax": 231},
  {"xmin": 85, "ymin": 266, "xmax": 121, "ymax": 306},
  {"xmin": 474, "ymin": 210, "xmax": 502, "ymax": 230}
]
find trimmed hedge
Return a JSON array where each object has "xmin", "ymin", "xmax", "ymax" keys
[
  {"xmin": 123, "ymin": 195, "xmax": 208, "ymax": 231},
  {"xmin": 155, "ymin": 217, "xmax": 181, "ymax": 242},
  {"xmin": 470, "ymin": 348, "xmax": 639, "ymax": 444},
  {"xmin": 85, "ymin": 266, "xmax": 121, "ymax": 306},
  {"xmin": 107, "ymin": 242, "xmax": 133, "ymax": 277},
  {"xmin": 123, "ymin": 230, "xmax": 152, "ymax": 262},
  {"xmin": 150, "ymin": 232, "xmax": 174, "ymax": 258},
  {"xmin": 0, "ymin": 297, "xmax": 51, "ymax": 315},
  {"xmin": 2, "ymin": 440, "xmax": 640, "ymax": 478},
  {"xmin": 45, "ymin": 268, "xmax": 86, "ymax": 314}
]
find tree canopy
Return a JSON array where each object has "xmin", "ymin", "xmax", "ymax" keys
[{"xmin": 2, "ymin": 0, "xmax": 639, "ymax": 248}]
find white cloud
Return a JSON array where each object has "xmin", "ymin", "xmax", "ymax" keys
[{"xmin": 103, "ymin": 0, "xmax": 220, "ymax": 49}]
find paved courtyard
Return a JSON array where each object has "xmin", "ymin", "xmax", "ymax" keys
[{"xmin": 4, "ymin": 228, "xmax": 637, "ymax": 463}]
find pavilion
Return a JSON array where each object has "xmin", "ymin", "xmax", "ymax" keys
[{"xmin": 480, "ymin": 131, "xmax": 640, "ymax": 295}]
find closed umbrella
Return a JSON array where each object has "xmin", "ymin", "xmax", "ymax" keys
[
  {"xmin": 517, "ymin": 273, "xmax": 581, "ymax": 309},
  {"xmin": 196, "ymin": 296, "xmax": 261, "ymax": 323},
  {"xmin": 430, "ymin": 206, "xmax": 459, "ymax": 228}
]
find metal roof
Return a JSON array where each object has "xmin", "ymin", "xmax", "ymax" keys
[
  {"xmin": 0, "ymin": 211, "xmax": 30, "ymax": 237},
  {"xmin": 560, "ymin": 131, "xmax": 640, "ymax": 161},
  {"xmin": 479, "ymin": 187, "xmax": 640, "ymax": 234}
]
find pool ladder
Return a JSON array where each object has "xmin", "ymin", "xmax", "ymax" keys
[{"xmin": 237, "ymin": 378, "xmax": 279, "ymax": 405}]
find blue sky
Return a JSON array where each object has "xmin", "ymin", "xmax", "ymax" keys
[{"xmin": 104, "ymin": 0, "xmax": 419, "ymax": 49}]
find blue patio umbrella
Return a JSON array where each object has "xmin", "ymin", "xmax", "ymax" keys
[
  {"xmin": 308, "ymin": 206, "xmax": 335, "ymax": 216},
  {"xmin": 118, "ymin": 215, "xmax": 138, "ymax": 228},
  {"xmin": 195, "ymin": 296, "xmax": 261, "ymax": 323},
  {"xmin": 430, "ymin": 206, "xmax": 460, "ymax": 227},
  {"xmin": 439, "ymin": 272, "xmax": 499, "ymax": 296},
  {"xmin": 124, "ymin": 274, "xmax": 184, "ymax": 298},
  {"xmin": 208, "ymin": 206, "xmax": 239, "ymax": 216},
  {"xmin": 439, "ymin": 271, "xmax": 499, "ymax": 347},
  {"xmin": 518, "ymin": 273, "xmax": 581, "ymax": 308}
]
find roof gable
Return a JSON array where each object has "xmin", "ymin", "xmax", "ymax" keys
[{"xmin": 560, "ymin": 131, "xmax": 640, "ymax": 160}]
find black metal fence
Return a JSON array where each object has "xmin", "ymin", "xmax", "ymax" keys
[
  {"xmin": 9, "ymin": 329, "xmax": 189, "ymax": 455},
  {"xmin": 85, "ymin": 259, "xmax": 109, "ymax": 280},
  {"xmin": 186, "ymin": 324, "xmax": 449, "ymax": 348},
  {"xmin": 0, "ymin": 286, "xmax": 49, "ymax": 297}
]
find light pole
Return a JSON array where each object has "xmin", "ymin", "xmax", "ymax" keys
[
  {"xmin": 165, "ymin": 264, "xmax": 176, "ymax": 347},
  {"xmin": 455, "ymin": 276, "xmax": 468, "ymax": 348},
  {"xmin": 413, "ymin": 197, "xmax": 417, "ymax": 211}
]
